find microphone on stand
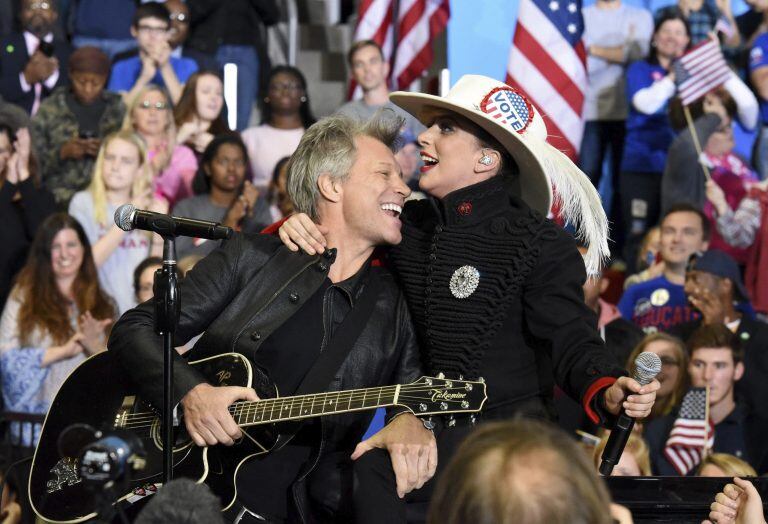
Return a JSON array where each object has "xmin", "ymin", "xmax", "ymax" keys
[
  {"xmin": 114, "ymin": 204, "xmax": 233, "ymax": 240},
  {"xmin": 599, "ymin": 352, "xmax": 662, "ymax": 476}
]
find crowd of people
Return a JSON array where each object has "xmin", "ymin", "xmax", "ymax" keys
[{"xmin": 0, "ymin": 0, "xmax": 766, "ymax": 522}]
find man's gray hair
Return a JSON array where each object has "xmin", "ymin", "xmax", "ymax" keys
[{"xmin": 287, "ymin": 112, "xmax": 404, "ymax": 220}]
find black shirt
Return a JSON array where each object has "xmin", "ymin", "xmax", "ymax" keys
[
  {"xmin": 65, "ymin": 90, "xmax": 107, "ymax": 136},
  {"xmin": 254, "ymin": 278, "xmax": 331, "ymax": 395}
]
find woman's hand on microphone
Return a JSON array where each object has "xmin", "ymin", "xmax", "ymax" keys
[{"xmin": 603, "ymin": 376, "xmax": 660, "ymax": 418}]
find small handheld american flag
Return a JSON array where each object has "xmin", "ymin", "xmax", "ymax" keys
[
  {"xmin": 663, "ymin": 387, "xmax": 715, "ymax": 475},
  {"xmin": 673, "ymin": 39, "xmax": 732, "ymax": 106}
]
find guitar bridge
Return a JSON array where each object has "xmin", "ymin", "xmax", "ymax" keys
[{"xmin": 45, "ymin": 457, "xmax": 81, "ymax": 494}]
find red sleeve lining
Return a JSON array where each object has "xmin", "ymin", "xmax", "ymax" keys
[
  {"xmin": 261, "ymin": 217, "xmax": 288, "ymax": 235},
  {"xmin": 583, "ymin": 376, "xmax": 617, "ymax": 424}
]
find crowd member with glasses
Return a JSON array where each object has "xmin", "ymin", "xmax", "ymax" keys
[
  {"xmin": 172, "ymin": 133, "xmax": 270, "ymax": 259},
  {"xmin": 626, "ymin": 333, "xmax": 689, "ymax": 424},
  {"xmin": 0, "ymin": 0, "xmax": 72, "ymax": 116},
  {"xmin": 30, "ymin": 46, "xmax": 124, "ymax": 207},
  {"xmin": 122, "ymin": 84, "xmax": 197, "ymax": 207},
  {"xmin": 241, "ymin": 65, "xmax": 315, "ymax": 191},
  {"xmin": 108, "ymin": 2, "xmax": 197, "ymax": 105}
]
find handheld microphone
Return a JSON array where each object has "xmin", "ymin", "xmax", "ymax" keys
[
  {"xmin": 114, "ymin": 204, "xmax": 233, "ymax": 241},
  {"xmin": 599, "ymin": 352, "xmax": 662, "ymax": 476}
]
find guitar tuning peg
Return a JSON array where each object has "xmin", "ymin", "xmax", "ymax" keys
[
  {"xmin": 446, "ymin": 415, "xmax": 456, "ymax": 427},
  {"xmin": 437, "ymin": 372, "xmax": 445, "ymax": 379},
  {"xmin": 478, "ymin": 376, "xmax": 485, "ymax": 383},
  {"xmin": 470, "ymin": 414, "xmax": 477, "ymax": 426},
  {"xmin": 458, "ymin": 374, "xmax": 464, "ymax": 381}
]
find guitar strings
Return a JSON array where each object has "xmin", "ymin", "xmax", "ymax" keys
[
  {"xmin": 116, "ymin": 388, "xmax": 477, "ymax": 430},
  {"xmin": 116, "ymin": 384, "xmax": 475, "ymax": 423}
]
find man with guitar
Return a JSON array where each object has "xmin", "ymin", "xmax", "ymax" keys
[{"xmin": 108, "ymin": 115, "xmax": 436, "ymax": 523}]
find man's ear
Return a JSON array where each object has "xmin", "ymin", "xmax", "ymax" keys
[
  {"xmin": 317, "ymin": 173, "xmax": 342, "ymax": 204},
  {"xmin": 734, "ymin": 361, "xmax": 745, "ymax": 382},
  {"xmin": 130, "ymin": 26, "xmax": 138, "ymax": 39},
  {"xmin": 382, "ymin": 59, "xmax": 390, "ymax": 78}
]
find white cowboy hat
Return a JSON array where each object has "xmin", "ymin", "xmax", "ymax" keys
[{"xmin": 390, "ymin": 74, "xmax": 609, "ymax": 275}]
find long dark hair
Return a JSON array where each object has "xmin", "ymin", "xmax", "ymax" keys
[
  {"xmin": 0, "ymin": 123, "xmax": 41, "ymax": 187},
  {"xmin": 14, "ymin": 213, "xmax": 114, "ymax": 346},
  {"xmin": 192, "ymin": 133, "xmax": 250, "ymax": 195},
  {"xmin": 173, "ymin": 70, "xmax": 229, "ymax": 135},
  {"xmin": 259, "ymin": 65, "xmax": 316, "ymax": 129},
  {"xmin": 648, "ymin": 7, "xmax": 690, "ymax": 66}
]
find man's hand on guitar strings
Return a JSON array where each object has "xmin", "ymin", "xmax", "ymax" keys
[
  {"xmin": 181, "ymin": 383, "xmax": 259, "ymax": 446},
  {"xmin": 351, "ymin": 413, "xmax": 437, "ymax": 498}
]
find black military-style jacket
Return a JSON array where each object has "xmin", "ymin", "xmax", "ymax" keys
[{"xmin": 391, "ymin": 175, "xmax": 625, "ymax": 421}]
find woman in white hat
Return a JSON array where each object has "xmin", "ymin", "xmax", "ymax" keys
[{"xmin": 278, "ymin": 75, "xmax": 659, "ymax": 520}]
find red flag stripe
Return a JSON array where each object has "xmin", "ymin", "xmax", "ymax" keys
[{"xmin": 513, "ymin": 23, "xmax": 584, "ymax": 115}]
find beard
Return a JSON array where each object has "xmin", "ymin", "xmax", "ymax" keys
[{"xmin": 26, "ymin": 15, "xmax": 53, "ymax": 38}]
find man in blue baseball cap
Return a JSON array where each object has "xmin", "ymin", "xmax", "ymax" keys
[{"xmin": 669, "ymin": 249, "xmax": 768, "ymax": 420}]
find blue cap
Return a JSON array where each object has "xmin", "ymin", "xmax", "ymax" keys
[{"xmin": 687, "ymin": 249, "xmax": 749, "ymax": 302}]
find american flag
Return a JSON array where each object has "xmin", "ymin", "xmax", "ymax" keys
[
  {"xmin": 505, "ymin": 0, "xmax": 587, "ymax": 160},
  {"xmin": 663, "ymin": 387, "xmax": 715, "ymax": 476},
  {"xmin": 391, "ymin": 0, "xmax": 450, "ymax": 90},
  {"xmin": 350, "ymin": 0, "xmax": 449, "ymax": 98},
  {"xmin": 674, "ymin": 39, "xmax": 732, "ymax": 106}
]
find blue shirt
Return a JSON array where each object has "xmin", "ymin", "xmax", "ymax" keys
[
  {"xmin": 621, "ymin": 60, "xmax": 676, "ymax": 173},
  {"xmin": 749, "ymin": 33, "xmax": 768, "ymax": 125},
  {"xmin": 617, "ymin": 275, "xmax": 699, "ymax": 332},
  {"xmin": 108, "ymin": 55, "xmax": 198, "ymax": 92}
]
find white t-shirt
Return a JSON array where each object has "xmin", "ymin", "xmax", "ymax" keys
[
  {"xmin": 240, "ymin": 124, "xmax": 305, "ymax": 189},
  {"xmin": 69, "ymin": 191, "xmax": 152, "ymax": 314}
]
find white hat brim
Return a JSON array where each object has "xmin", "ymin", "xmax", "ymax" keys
[{"xmin": 390, "ymin": 90, "xmax": 553, "ymax": 215}]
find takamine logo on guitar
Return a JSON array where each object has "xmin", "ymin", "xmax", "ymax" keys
[{"xmin": 429, "ymin": 389, "xmax": 467, "ymax": 402}]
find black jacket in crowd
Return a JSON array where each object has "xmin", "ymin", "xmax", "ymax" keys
[
  {"xmin": 0, "ymin": 32, "xmax": 71, "ymax": 114},
  {"xmin": 390, "ymin": 175, "xmax": 626, "ymax": 424},
  {"xmin": 186, "ymin": 0, "xmax": 279, "ymax": 53},
  {"xmin": 0, "ymin": 178, "xmax": 56, "ymax": 308},
  {"xmin": 108, "ymin": 233, "xmax": 422, "ymax": 522}
]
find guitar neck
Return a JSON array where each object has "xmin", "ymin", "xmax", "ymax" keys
[{"xmin": 229, "ymin": 385, "xmax": 403, "ymax": 427}]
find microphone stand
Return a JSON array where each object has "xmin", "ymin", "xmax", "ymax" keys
[{"xmin": 153, "ymin": 236, "xmax": 180, "ymax": 484}]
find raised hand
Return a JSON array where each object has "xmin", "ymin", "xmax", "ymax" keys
[{"xmin": 79, "ymin": 311, "xmax": 113, "ymax": 355}]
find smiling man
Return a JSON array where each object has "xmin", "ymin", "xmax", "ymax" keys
[
  {"xmin": 618, "ymin": 203, "xmax": 710, "ymax": 332},
  {"xmin": 109, "ymin": 114, "xmax": 435, "ymax": 523}
]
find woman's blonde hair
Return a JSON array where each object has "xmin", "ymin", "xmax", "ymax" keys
[
  {"xmin": 697, "ymin": 453, "xmax": 757, "ymax": 477},
  {"xmin": 428, "ymin": 420, "xmax": 613, "ymax": 524},
  {"xmin": 627, "ymin": 332, "xmax": 688, "ymax": 419},
  {"xmin": 592, "ymin": 432, "xmax": 652, "ymax": 476},
  {"xmin": 88, "ymin": 130, "xmax": 151, "ymax": 226},
  {"xmin": 122, "ymin": 84, "xmax": 176, "ymax": 172}
]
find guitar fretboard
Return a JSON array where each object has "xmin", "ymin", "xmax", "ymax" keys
[{"xmin": 228, "ymin": 386, "xmax": 401, "ymax": 426}]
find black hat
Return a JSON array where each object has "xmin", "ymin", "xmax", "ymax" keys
[{"xmin": 687, "ymin": 249, "xmax": 749, "ymax": 302}]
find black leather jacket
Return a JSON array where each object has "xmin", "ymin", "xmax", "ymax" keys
[{"xmin": 109, "ymin": 233, "xmax": 422, "ymax": 521}]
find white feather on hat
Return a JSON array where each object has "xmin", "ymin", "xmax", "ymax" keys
[{"xmin": 390, "ymin": 75, "xmax": 609, "ymax": 275}]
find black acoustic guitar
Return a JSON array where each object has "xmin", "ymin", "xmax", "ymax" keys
[{"xmin": 29, "ymin": 352, "xmax": 487, "ymax": 523}]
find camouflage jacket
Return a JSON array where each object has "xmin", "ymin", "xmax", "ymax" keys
[{"xmin": 30, "ymin": 87, "xmax": 125, "ymax": 207}]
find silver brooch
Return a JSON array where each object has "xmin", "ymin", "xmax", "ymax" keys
[{"xmin": 449, "ymin": 266, "xmax": 480, "ymax": 299}]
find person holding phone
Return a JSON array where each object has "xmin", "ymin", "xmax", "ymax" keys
[
  {"xmin": 0, "ymin": 0, "xmax": 72, "ymax": 115},
  {"xmin": 30, "ymin": 46, "xmax": 125, "ymax": 208}
]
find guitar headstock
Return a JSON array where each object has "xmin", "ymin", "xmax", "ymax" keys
[{"xmin": 396, "ymin": 376, "xmax": 487, "ymax": 416}]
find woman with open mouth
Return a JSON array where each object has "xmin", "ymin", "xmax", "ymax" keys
[{"xmin": 278, "ymin": 75, "xmax": 660, "ymax": 523}]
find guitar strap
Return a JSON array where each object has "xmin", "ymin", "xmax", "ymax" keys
[{"xmin": 274, "ymin": 267, "xmax": 385, "ymax": 447}]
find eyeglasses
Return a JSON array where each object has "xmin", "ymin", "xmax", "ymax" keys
[
  {"xmin": 137, "ymin": 25, "xmax": 169, "ymax": 35},
  {"xmin": 27, "ymin": 1, "xmax": 52, "ymax": 11},
  {"xmin": 138, "ymin": 100, "xmax": 169, "ymax": 111},
  {"xmin": 170, "ymin": 12, "xmax": 188, "ymax": 23},
  {"xmin": 269, "ymin": 82, "xmax": 303, "ymax": 93}
]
